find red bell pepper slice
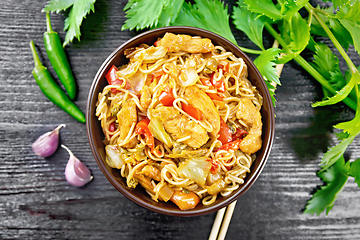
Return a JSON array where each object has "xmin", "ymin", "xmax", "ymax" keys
[
  {"xmin": 181, "ymin": 102, "xmax": 204, "ymax": 120},
  {"xmin": 151, "ymin": 70, "xmax": 164, "ymax": 83},
  {"xmin": 210, "ymin": 73, "xmax": 225, "ymax": 93},
  {"xmin": 200, "ymin": 78, "xmax": 225, "ymax": 101},
  {"xmin": 218, "ymin": 118, "xmax": 232, "ymax": 145},
  {"xmin": 219, "ymin": 139, "xmax": 242, "ymax": 152},
  {"xmin": 159, "ymin": 86, "xmax": 175, "ymax": 106},
  {"xmin": 207, "ymin": 159, "xmax": 220, "ymax": 174},
  {"xmin": 105, "ymin": 65, "xmax": 130, "ymax": 94},
  {"xmin": 135, "ymin": 119, "xmax": 160, "ymax": 155},
  {"xmin": 206, "ymin": 92, "xmax": 224, "ymax": 101},
  {"xmin": 218, "ymin": 61, "xmax": 230, "ymax": 74},
  {"xmin": 200, "ymin": 77, "xmax": 213, "ymax": 87},
  {"xmin": 232, "ymin": 128, "xmax": 248, "ymax": 141}
]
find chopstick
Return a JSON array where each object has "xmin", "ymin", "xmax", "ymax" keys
[{"xmin": 208, "ymin": 201, "xmax": 237, "ymax": 240}]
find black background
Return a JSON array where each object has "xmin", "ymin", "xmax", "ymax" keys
[{"xmin": 1, "ymin": 0, "xmax": 360, "ymax": 239}]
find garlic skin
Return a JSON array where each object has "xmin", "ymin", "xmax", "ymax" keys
[
  {"xmin": 62, "ymin": 145, "xmax": 93, "ymax": 187},
  {"xmin": 32, "ymin": 124, "xmax": 66, "ymax": 158}
]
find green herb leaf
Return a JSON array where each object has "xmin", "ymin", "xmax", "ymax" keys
[
  {"xmin": 62, "ymin": 0, "xmax": 96, "ymax": 46},
  {"xmin": 280, "ymin": 0, "xmax": 309, "ymax": 21},
  {"xmin": 289, "ymin": 13, "xmax": 310, "ymax": 52},
  {"xmin": 122, "ymin": 0, "xmax": 178, "ymax": 31},
  {"xmin": 243, "ymin": 0, "xmax": 281, "ymax": 21},
  {"xmin": 311, "ymin": 71, "xmax": 359, "ymax": 107},
  {"xmin": 253, "ymin": 48, "xmax": 281, "ymax": 106},
  {"xmin": 232, "ymin": 0, "xmax": 267, "ymax": 50},
  {"xmin": 156, "ymin": 0, "xmax": 184, "ymax": 28},
  {"xmin": 324, "ymin": 0, "xmax": 355, "ymax": 9},
  {"xmin": 312, "ymin": 44, "xmax": 340, "ymax": 80},
  {"xmin": 335, "ymin": 130, "xmax": 349, "ymax": 140},
  {"xmin": 253, "ymin": 48, "xmax": 281, "ymax": 85},
  {"xmin": 275, "ymin": 51, "xmax": 295, "ymax": 64},
  {"xmin": 329, "ymin": 19, "xmax": 353, "ymax": 51},
  {"xmin": 320, "ymin": 134, "xmax": 354, "ymax": 171},
  {"xmin": 335, "ymin": 112, "xmax": 360, "ymax": 136},
  {"xmin": 304, "ymin": 156, "xmax": 349, "ymax": 216},
  {"xmin": 348, "ymin": 158, "xmax": 360, "ymax": 188},
  {"xmin": 174, "ymin": 0, "xmax": 237, "ymax": 45},
  {"xmin": 333, "ymin": 0, "xmax": 360, "ymax": 22},
  {"xmin": 43, "ymin": 0, "xmax": 75, "ymax": 13},
  {"xmin": 338, "ymin": 19, "xmax": 360, "ymax": 54},
  {"xmin": 264, "ymin": 80, "xmax": 277, "ymax": 106}
]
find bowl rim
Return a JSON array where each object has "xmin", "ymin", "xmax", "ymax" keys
[{"xmin": 86, "ymin": 26, "xmax": 275, "ymax": 217}]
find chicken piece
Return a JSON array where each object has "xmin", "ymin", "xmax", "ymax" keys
[
  {"xmin": 117, "ymin": 100, "xmax": 138, "ymax": 148},
  {"xmin": 133, "ymin": 172, "xmax": 174, "ymax": 202},
  {"xmin": 184, "ymin": 86, "xmax": 220, "ymax": 138},
  {"xmin": 141, "ymin": 165, "xmax": 161, "ymax": 182},
  {"xmin": 152, "ymin": 106, "xmax": 180, "ymax": 122},
  {"xmin": 157, "ymin": 33, "xmax": 215, "ymax": 53},
  {"xmin": 236, "ymin": 97, "xmax": 262, "ymax": 154},
  {"xmin": 163, "ymin": 114, "xmax": 209, "ymax": 148},
  {"xmin": 140, "ymin": 85, "xmax": 152, "ymax": 109}
]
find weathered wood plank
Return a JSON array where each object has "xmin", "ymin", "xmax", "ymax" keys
[{"xmin": 1, "ymin": 0, "xmax": 360, "ymax": 239}]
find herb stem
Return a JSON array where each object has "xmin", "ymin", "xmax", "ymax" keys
[
  {"xmin": 237, "ymin": 46, "xmax": 263, "ymax": 55},
  {"xmin": 265, "ymin": 22, "xmax": 291, "ymax": 52},
  {"xmin": 264, "ymin": 21, "xmax": 357, "ymax": 111},
  {"xmin": 305, "ymin": 3, "xmax": 357, "ymax": 73}
]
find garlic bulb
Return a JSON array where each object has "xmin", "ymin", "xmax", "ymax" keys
[{"xmin": 61, "ymin": 145, "xmax": 93, "ymax": 187}]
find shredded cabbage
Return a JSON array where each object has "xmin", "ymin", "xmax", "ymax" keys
[{"xmin": 177, "ymin": 157, "xmax": 212, "ymax": 186}]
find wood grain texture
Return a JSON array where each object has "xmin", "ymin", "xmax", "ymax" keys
[{"xmin": 1, "ymin": 0, "xmax": 360, "ymax": 239}]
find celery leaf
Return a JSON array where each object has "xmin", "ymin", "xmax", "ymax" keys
[
  {"xmin": 254, "ymin": 48, "xmax": 281, "ymax": 106},
  {"xmin": 311, "ymin": 43, "xmax": 347, "ymax": 95},
  {"xmin": 43, "ymin": 0, "xmax": 75, "ymax": 13},
  {"xmin": 156, "ymin": 0, "xmax": 184, "ymax": 28},
  {"xmin": 232, "ymin": 0, "xmax": 267, "ymax": 50},
  {"xmin": 304, "ymin": 156, "xmax": 349, "ymax": 215},
  {"xmin": 339, "ymin": 19, "xmax": 360, "ymax": 54},
  {"xmin": 122, "ymin": 0, "xmax": 180, "ymax": 31},
  {"xmin": 311, "ymin": 71, "xmax": 359, "ymax": 107},
  {"xmin": 243, "ymin": 0, "xmax": 281, "ymax": 20},
  {"xmin": 62, "ymin": 0, "xmax": 96, "ymax": 46},
  {"xmin": 320, "ymin": 134, "xmax": 354, "ymax": 171},
  {"xmin": 254, "ymin": 48, "xmax": 281, "ymax": 85},
  {"xmin": 333, "ymin": 0, "xmax": 360, "ymax": 22},
  {"xmin": 335, "ymin": 111, "xmax": 360, "ymax": 136},
  {"xmin": 280, "ymin": 0, "xmax": 309, "ymax": 21},
  {"xmin": 323, "ymin": 0, "xmax": 356, "ymax": 9},
  {"xmin": 289, "ymin": 12, "xmax": 310, "ymax": 52},
  {"xmin": 329, "ymin": 19, "xmax": 353, "ymax": 51},
  {"xmin": 173, "ymin": 0, "xmax": 237, "ymax": 45},
  {"xmin": 348, "ymin": 158, "xmax": 360, "ymax": 188},
  {"xmin": 312, "ymin": 44, "xmax": 340, "ymax": 80}
]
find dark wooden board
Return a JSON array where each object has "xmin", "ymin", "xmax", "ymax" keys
[{"xmin": 1, "ymin": 0, "xmax": 360, "ymax": 239}]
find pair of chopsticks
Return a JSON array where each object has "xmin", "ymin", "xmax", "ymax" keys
[
  {"xmin": 208, "ymin": 200, "xmax": 237, "ymax": 240},
  {"xmin": 208, "ymin": 40, "xmax": 285, "ymax": 240}
]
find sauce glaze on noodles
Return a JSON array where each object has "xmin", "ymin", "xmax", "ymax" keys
[{"xmin": 96, "ymin": 34, "xmax": 263, "ymax": 209}]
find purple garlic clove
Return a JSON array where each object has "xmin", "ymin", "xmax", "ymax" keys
[
  {"xmin": 32, "ymin": 124, "xmax": 66, "ymax": 158},
  {"xmin": 62, "ymin": 145, "xmax": 93, "ymax": 187}
]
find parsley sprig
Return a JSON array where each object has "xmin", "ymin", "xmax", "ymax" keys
[{"xmin": 121, "ymin": 0, "xmax": 360, "ymax": 216}]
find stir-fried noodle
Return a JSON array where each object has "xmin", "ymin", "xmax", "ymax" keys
[{"xmin": 96, "ymin": 33, "xmax": 263, "ymax": 210}]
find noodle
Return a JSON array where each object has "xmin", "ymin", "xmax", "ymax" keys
[{"xmin": 96, "ymin": 33, "xmax": 263, "ymax": 210}]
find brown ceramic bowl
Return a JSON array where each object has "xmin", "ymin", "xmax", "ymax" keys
[{"xmin": 86, "ymin": 26, "xmax": 275, "ymax": 217}]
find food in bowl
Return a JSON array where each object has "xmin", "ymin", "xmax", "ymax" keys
[{"xmin": 95, "ymin": 33, "xmax": 263, "ymax": 210}]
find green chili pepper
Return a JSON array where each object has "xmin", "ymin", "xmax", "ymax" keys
[
  {"xmin": 44, "ymin": 12, "xmax": 77, "ymax": 100},
  {"xmin": 30, "ymin": 41, "xmax": 86, "ymax": 123}
]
